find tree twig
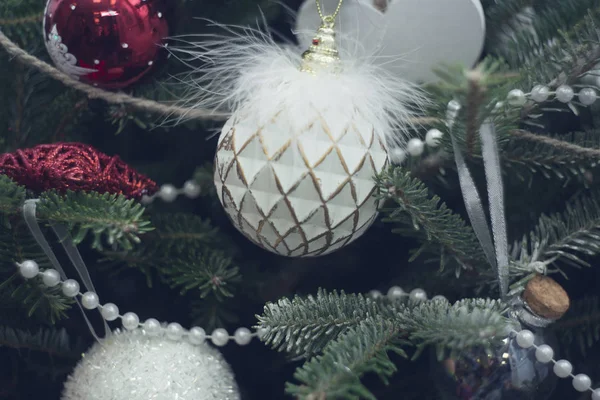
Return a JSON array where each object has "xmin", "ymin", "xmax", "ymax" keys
[
  {"xmin": 510, "ymin": 129, "xmax": 600, "ymax": 158},
  {"xmin": 0, "ymin": 31, "xmax": 229, "ymax": 122}
]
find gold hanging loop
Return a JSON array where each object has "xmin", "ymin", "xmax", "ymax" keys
[
  {"xmin": 299, "ymin": 0, "xmax": 344, "ymax": 74},
  {"xmin": 315, "ymin": 0, "xmax": 344, "ymax": 24}
]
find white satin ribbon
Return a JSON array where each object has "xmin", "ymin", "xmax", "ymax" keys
[
  {"xmin": 449, "ymin": 121, "xmax": 510, "ymax": 299},
  {"xmin": 22, "ymin": 199, "xmax": 110, "ymax": 340}
]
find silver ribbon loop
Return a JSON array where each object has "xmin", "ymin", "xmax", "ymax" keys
[
  {"xmin": 448, "ymin": 120, "xmax": 510, "ymax": 299},
  {"xmin": 22, "ymin": 199, "xmax": 110, "ymax": 340}
]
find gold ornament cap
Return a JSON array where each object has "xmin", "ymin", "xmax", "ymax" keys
[
  {"xmin": 300, "ymin": 17, "xmax": 341, "ymax": 74},
  {"xmin": 522, "ymin": 274, "xmax": 570, "ymax": 321}
]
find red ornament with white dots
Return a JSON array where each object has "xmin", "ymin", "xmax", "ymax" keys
[{"xmin": 43, "ymin": 0, "xmax": 169, "ymax": 89}]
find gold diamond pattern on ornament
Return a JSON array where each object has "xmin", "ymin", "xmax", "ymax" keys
[{"xmin": 215, "ymin": 109, "xmax": 388, "ymax": 257}]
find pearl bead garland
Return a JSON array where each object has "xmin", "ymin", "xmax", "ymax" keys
[
  {"xmin": 18, "ymin": 260, "xmax": 257, "ymax": 348},
  {"xmin": 18, "ymin": 260, "xmax": 600, "ymax": 398},
  {"xmin": 141, "ymin": 179, "xmax": 202, "ymax": 205},
  {"xmin": 513, "ymin": 328, "xmax": 598, "ymax": 396},
  {"xmin": 17, "ymin": 260, "xmax": 600, "ymax": 400},
  {"xmin": 390, "ymin": 83, "xmax": 599, "ymax": 166},
  {"xmin": 370, "ymin": 283, "xmax": 600, "ymax": 399}
]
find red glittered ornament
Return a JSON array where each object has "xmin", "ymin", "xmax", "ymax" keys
[
  {"xmin": 0, "ymin": 143, "xmax": 158, "ymax": 200},
  {"xmin": 43, "ymin": 0, "xmax": 169, "ymax": 89}
]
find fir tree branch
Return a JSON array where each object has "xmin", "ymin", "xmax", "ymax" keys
[
  {"xmin": 523, "ymin": 194, "xmax": 600, "ymax": 268},
  {"xmin": 0, "ymin": 175, "xmax": 25, "ymax": 221},
  {"xmin": 0, "ymin": 223, "xmax": 73, "ymax": 323},
  {"xmin": 0, "ymin": 273, "xmax": 74, "ymax": 323},
  {"xmin": 396, "ymin": 298, "xmax": 511, "ymax": 360},
  {"xmin": 502, "ymin": 130, "xmax": 600, "ymax": 184},
  {"xmin": 37, "ymin": 190, "xmax": 153, "ymax": 251},
  {"xmin": 286, "ymin": 318, "xmax": 407, "ymax": 400},
  {"xmin": 376, "ymin": 167, "xmax": 488, "ymax": 275},
  {"xmin": 159, "ymin": 250, "xmax": 241, "ymax": 300},
  {"xmin": 510, "ymin": 129, "xmax": 600, "ymax": 159},
  {"xmin": 193, "ymin": 164, "xmax": 218, "ymax": 198},
  {"xmin": 551, "ymin": 296, "xmax": 600, "ymax": 357},
  {"xmin": 510, "ymin": 9, "xmax": 600, "ymax": 87},
  {"xmin": 256, "ymin": 289, "xmax": 397, "ymax": 356},
  {"xmin": 0, "ymin": 325, "xmax": 84, "ymax": 359},
  {"xmin": 465, "ymin": 69, "xmax": 488, "ymax": 156},
  {"xmin": 484, "ymin": 0, "xmax": 533, "ymax": 50},
  {"xmin": 0, "ymin": 13, "xmax": 42, "ymax": 25},
  {"xmin": 0, "ymin": 0, "xmax": 45, "ymax": 44},
  {"xmin": 149, "ymin": 213, "xmax": 226, "ymax": 254},
  {"xmin": 531, "ymin": 0, "xmax": 600, "ymax": 57},
  {"xmin": 100, "ymin": 213, "xmax": 237, "ymax": 288},
  {"xmin": 190, "ymin": 296, "xmax": 240, "ymax": 332}
]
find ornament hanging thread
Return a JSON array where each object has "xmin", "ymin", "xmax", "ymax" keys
[{"xmin": 171, "ymin": 0, "xmax": 427, "ymax": 257}]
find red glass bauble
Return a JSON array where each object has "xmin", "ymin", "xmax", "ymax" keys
[
  {"xmin": 43, "ymin": 0, "xmax": 169, "ymax": 89},
  {"xmin": 0, "ymin": 143, "xmax": 159, "ymax": 200}
]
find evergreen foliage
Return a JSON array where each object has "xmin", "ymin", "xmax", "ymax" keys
[
  {"xmin": 520, "ymin": 194, "xmax": 600, "ymax": 269},
  {"xmin": 257, "ymin": 289, "xmax": 395, "ymax": 356},
  {"xmin": 160, "ymin": 250, "xmax": 241, "ymax": 299},
  {"xmin": 257, "ymin": 292, "xmax": 513, "ymax": 395},
  {"xmin": 286, "ymin": 318, "xmax": 406, "ymax": 400},
  {"xmin": 377, "ymin": 167, "xmax": 487, "ymax": 275},
  {"xmin": 37, "ymin": 190, "xmax": 153, "ymax": 251},
  {"xmin": 0, "ymin": 222, "xmax": 73, "ymax": 323},
  {"xmin": 507, "ymin": 8, "xmax": 600, "ymax": 87},
  {"xmin": 502, "ymin": 130, "xmax": 600, "ymax": 185},
  {"xmin": 396, "ymin": 298, "xmax": 510, "ymax": 360},
  {"xmin": 552, "ymin": 296, "xmax": 600, "ymax": 357},
  {"xmin": 0, "ymin": 324, "xmax": 84, "ymax": 360},
  {"xmin": 0, "ymin": 175, "xmax": 25, "ymax": 222},
  {"xmin": 1, "ymin": 0, "xmax": 600, "ymax": 399}
]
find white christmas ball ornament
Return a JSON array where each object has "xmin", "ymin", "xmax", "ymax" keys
[
  {"xmin": 173, "ymin": 6, "xmax": 425, "ymax": 257},
  {"xmin": 61, "ymin": 328, "xmax": 239, "ymax": 400},
  {"xmin": 214, "ymin": 109, "xmax": 389, "ymax": 257}
]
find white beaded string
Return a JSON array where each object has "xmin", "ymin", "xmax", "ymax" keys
[
  {"xmin": 19, "ymin": 259, "xmax": 600, "ymax": 397},
  {"xmin": 141, "ymin": 179, "xmax": 202, "ymax": 205},
  {"xmin": 389, "ymin": 84, "xmax": 599, "ymax": 165},
  {"xmin": 368, "ymin": 285, "xmax": 600, "ymax": 399},
  {"xmin": 17, "ymin": 259, "xmax": 263, "ymax": 347},
  {"xmin": 514, "ymin": 329, "xmax": 600, "ymax": 398}
]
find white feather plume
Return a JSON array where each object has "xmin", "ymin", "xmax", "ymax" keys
[{"xmin": 168, "ymin": 18, "xmax": 429, "ymax": 150}]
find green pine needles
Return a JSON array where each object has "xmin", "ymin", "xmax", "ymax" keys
[
  {"xmin": 552, "ymin": 296, "xmax": 600, "ymax": 357},
  {"xmin": 502, "ymin": 130, "xmax": 600, "ymax": 185},
  {"xmin": 37, "ymin": 190, "xmax": 153, "ymax": 251},
  {"xmin": 0, "ymin": 174, "xmax": 25, "ymax": 224},
  {"xmin": 519, "ymin": 194, "xmax": 600, "ymax": 269},
  {"xmin": 0, "ymin": 175, "xmax": 155, "ymax": 323},
  {"xmin": 0, "ymin": 222, "xmax": 73, "ymax": 323},
  {"xmin": 376, "ymin": 166, "xmax": 487, "ymax": 275},
  {"xmin": 257, "ymin": 291, "xmax": 511, "ymax": 398},
  {"xmin": 287, "ymin": 318, "xmax": 406, "ymax": 400},
  {"xmin": 257, "ymin": 290, "xmax": 397, "ymax": 356}
]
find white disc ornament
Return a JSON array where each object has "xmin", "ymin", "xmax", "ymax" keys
[
  {"xmin": 61, "ymin": 328, "xmax": 240, "ymax": 400},
  {"xmin": 173, "ymin": 9, "xmax": 427, "ymax": 257},
  {"xmin": 295, "ymin": 0, "xmax": 486, "ymax": 83}
]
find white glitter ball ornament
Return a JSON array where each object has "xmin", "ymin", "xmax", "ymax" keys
[
  {"xmin": 61, "ymin": 329, "xmax": 240, "ymax": 400},
  {"xmin": 176, "ymin": 19, "xmax": 425, "ymax": 257}
]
